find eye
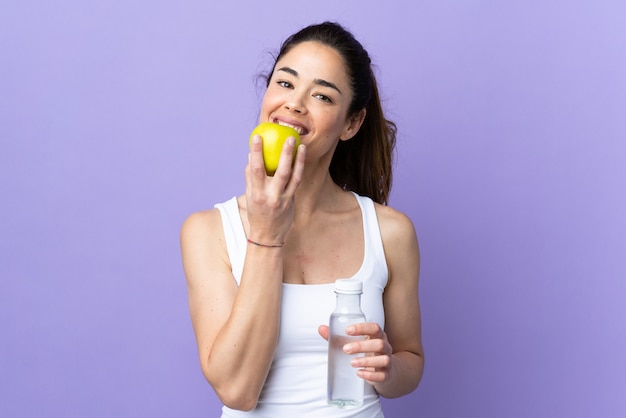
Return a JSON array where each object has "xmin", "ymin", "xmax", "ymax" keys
[
  {"xmin": 315, "ymin": 93, "xmax": 333, "ymax": 103},
  {"xmin": 277, "ymin": 80, "xmax": 293, "ymax": 89}
]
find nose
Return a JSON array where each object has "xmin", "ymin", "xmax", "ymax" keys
[{"xmin": 284, "ymin": 91, "xmax": 307, "ymax": 114}]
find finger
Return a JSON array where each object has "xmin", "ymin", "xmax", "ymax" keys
[
  {"xmin": 343, "ymin": 338, "xmax": 388, "ymax": 355},
  {"xmin": 356, "ymin": 368, "xmax": 388, "ymax": 384},
  {"xmin": 346, "ymin": 322, "xmax": 384, "ymax": 338},
  {"xmin": 248, "ymin": 134, "xmax": 267, "ymax": 187},
  {"xmin": 273, "ymin": 136, "xmax": 297, "ymax": 175},
  {"xmin": 244, "ymin": 149, "xmax": 259, "ymax": 196},
  {"xmin": 284, "ymin": 143, "xmax": 306, "ymax": 196},
  {"xmin": 318, "ymin": 325, "xmax": 329, "ymax": 341},
  {"xmin": 351, "ymin": 354, "xmax": 391, "ymax": 370}
]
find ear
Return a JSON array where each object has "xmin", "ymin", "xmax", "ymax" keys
[{"xmin": 339, "ymin": 108, "xmax": 366, "ymax": 141}]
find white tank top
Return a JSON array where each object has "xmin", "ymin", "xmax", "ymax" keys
[{"xmin": 215, "ymin": 192, "xmax": 388, "ymax": 418}]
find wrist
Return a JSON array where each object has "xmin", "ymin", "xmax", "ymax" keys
[{"xmin": 246, "ymin": 238, "xmax": 285, "ymax": 248}]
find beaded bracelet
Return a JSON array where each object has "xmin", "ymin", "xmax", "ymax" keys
[{"xmin": 246, "ymin": 238, "xmax": 285, "ymax": 248}]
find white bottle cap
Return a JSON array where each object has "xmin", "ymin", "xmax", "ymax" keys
[{"xmin": 334, "ymin": 278, "xmax": 363, "ymax": 294}]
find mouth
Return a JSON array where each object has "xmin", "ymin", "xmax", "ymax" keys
[{"xmin": 273, "ymin": 119, "xmax": 309, "ymax": 136}]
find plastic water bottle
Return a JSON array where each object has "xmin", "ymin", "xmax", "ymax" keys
[{"xmin": 327, "ymin": 278, "xmax": 366, "ymax": 408}]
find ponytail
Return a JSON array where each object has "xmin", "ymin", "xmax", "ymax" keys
[{"xmin": 330, "ymin": 73, "xmax": 396, "ymax": 205}]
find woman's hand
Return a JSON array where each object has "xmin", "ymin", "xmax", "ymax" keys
[
  {"xmin": 318, "ymin": 323, "xmax": 393, "ymax": 385},
  {"xmin": 245, "ymin": 134, "xmax": 306, "ymax": 244}
]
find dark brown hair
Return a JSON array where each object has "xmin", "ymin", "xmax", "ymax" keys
[{"xmin": 266, "ymin": 22, "xmax": 397, "ymax": 204}]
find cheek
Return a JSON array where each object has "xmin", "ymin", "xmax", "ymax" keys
[
  {"xmin": 326, "ymin": 113, "xmax": 351, "ymax": 134},
  {"xmin": 258, "ymin": 97, "xmax": 274, "ymax": 121},
  {"xmin": 259, "ymin": 90, "xmax": 281, "ymax": 117}
]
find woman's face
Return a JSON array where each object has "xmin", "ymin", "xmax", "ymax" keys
[{"xmin": 259, "ymin": 41, "xmax": 362, "ymax": 161}]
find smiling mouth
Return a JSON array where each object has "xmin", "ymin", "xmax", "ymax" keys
[{"xmin": 274, "ymin": 120, "xmax": 308, "ymax": 136}]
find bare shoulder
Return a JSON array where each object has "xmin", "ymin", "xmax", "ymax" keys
[
  {"xmin": 180, "ymin": 208, "xmax": 226, "ymax": 255},
  {"xmin": 373, "ymin": 203, "xmax": 420, "ymax": 285},
  {"xmin": 180, "ymin": 208, "xmax": 222, "ymax": 240},
  {"xmin": 180, "ymin": 195, "xmax": 245, "ymax": 238},
  {"xmin": 373, "ymin": 203, "xmax": 419, "ymax": 247},
  {"xmin": 180, "ymin": 207, "xmax": 232, "ymax": 283}
]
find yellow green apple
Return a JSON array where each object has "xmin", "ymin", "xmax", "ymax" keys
[{"xmin": 249, "ymin": 122, "xmax": 301, "ymax": 176}]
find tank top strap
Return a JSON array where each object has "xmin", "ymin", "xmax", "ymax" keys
[
  {"xmin": 214, "ymin": 196, "xmax": 246, "ymax": 285},
  {"xmin": 351, "ymin": 192, "xmax": 389, "ymax": 291}
]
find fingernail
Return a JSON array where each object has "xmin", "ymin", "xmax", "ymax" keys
[
  {"xmin": 346, "ymin": 326, "xmax": 355, "ymax": 334},
  {"xmin": 288, "ymin": 137, "xmax": 295, "ymax": 146},
  {"xmin": 343, "ymin": 344, "xmax": 353, "ymax": 354}
]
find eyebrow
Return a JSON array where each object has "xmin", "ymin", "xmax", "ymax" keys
[{"xmin": 276, "ymin": 66, "xmax": 343, "ymax": 95}]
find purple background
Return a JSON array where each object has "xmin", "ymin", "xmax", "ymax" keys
[{"xmin": 2, "ymin": 1, "xmax": 625, "ymax": 417}]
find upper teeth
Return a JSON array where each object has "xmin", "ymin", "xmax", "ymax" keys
[{"xmin": 277, "ymin": 120, "xmax": 305, "ymax": 135}]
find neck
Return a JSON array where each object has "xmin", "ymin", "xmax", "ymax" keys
[{"xmin": 294, "ymin": 169, "xmax": 344, "ymax": 216}]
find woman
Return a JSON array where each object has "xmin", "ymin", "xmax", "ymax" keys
[{"xmin": 180, "ymin": 21, "xmax": 424, "ymax": 417}]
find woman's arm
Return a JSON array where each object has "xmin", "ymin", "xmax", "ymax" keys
[
  {"xmin": 181, "ymin": 209, "xmax": 284, "ymax": 411},
  {"xmin": 336, "ymin": 204, "xmax": 424, "ymax": 398},
  {"xmin": 180, "ymin": 137, "xmax": 305, "ymax": 411}
]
